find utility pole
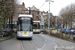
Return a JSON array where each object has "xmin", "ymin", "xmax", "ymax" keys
[
  {"xmin": 46, "ymin": 0, "xmax": 54, "ymax": 34},
  {"xmin": 48, "ymin": 1, "xmax": 50, "ymax": 34}
]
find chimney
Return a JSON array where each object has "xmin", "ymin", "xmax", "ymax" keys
[
  {"xmin": 47, "ymin": 11, "xmax": 48, "ymax": 13},
  {"xmin": 43, "ymin": 11, "xmax": 45, "ymax": 13},
  {"xmin": 22, "ymin": 2, "xmax": 25, "ymax": 7}
]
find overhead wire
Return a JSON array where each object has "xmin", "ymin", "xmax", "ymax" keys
[{"xmin": 39, "ymin": 1, "xmax": 46, "ymax": 9}]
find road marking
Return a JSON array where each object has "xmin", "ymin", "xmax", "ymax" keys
[
  {"xmin": 30, "ymin": 41, "xmax": 38, "ymax": 50},
  {"xmin": 52, "ymin": 41, "xmax": 57, "ymax": 50},
  {"xmin": 39, "ymin": 40, "xmax": 46, "ymax": 50},
  {"xmin": 30, "ymin": 40, "xmax": 46, "ymax": 50},
  {"xmin": 39, "ymin": 33, "xmax": 58, "ymax": 50},
  {"xmin": 20, "ymin": 34, "xmax": 58, "ymax": 50}
]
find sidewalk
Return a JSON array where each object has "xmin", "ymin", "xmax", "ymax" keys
[{"xmin": 43, "ymin": 30, "xmax": 75, "ymax": 43}]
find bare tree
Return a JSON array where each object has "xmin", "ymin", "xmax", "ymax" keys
[
  {"xmin": 59, "ymin": 3, "xmax": 75, "ymax": 28},
  {"xmin": 0, "ymin": 0, "xmax": 19, "ymax": 29}
]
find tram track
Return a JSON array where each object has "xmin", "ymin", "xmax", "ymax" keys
[
  {"xmin": 20, "ymin": 34, "xmax": 75, "ymax": 50},
  {"xmin": 21, "ymin": 41, "xmax": 25, "ymax": 50},
  {"xmin": 20, "ymin": 34, "xmax": 46, "ymax": 50},
  {"xmin": 20, "ymin": 33, "xmax": 58, "ymax": 50}
]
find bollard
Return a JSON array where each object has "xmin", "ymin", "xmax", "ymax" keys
[
  {"xmin": 45, "ymin": 29, "xmax": 47, "ymax": 31},
  {"xmin": 46, "ymin": 29, "xmax": 47, "ymax": 31},
  {"xmin": 52, "ymin": 30, "xmax": 54, "ymax": 34},
  {"xmin": 63, "ymin": 33, "xmax": 65, "ymax": 39}
]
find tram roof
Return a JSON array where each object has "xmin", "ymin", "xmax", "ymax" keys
[
  {"xmin": 18, "ymin": 14, "xmax": 33, "ymax": 18},
  {"xmin": 33, "ymin": 21, "xmax": 40, "ymax": 23}
]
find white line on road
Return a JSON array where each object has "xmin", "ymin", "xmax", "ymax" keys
[
  {"xmin": 39, "ymin": 40, "xmax": 46, "ymax": 50},
  {"xmin": 30, "ymin": 40, "xmax": 46, "ymax": 50},
  {"xmin": 39, "ymin": 33, "xmax": 58, "ymax": 50},
  {"xmin": 52, "ymin": 41, "xmax": 57, "ymax": 50},
  {"xmin": 30, "ymin": 41, "xmax": 38, "ymax": 50}
]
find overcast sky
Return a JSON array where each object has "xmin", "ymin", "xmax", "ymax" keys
[{"xmin": 19, "ymin": 0, "xmax": 75, "ymax": 16}]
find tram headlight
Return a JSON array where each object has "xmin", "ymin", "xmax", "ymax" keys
[
  {"xmin": 18, "ymin": 32, "xmax": 22, "ymax": 34},
  {"xmin": 37, "ymin": 29, "xmax": 40, "ymax": 31},
  {"xmin": 29, "ymin": 32, "xmax": 32, "ymax": 34},
  {"xmin": 30, "ymin": 32, "xmax": 32, "ymax": 34},
  {"xmin": 33, "ymin": 29, "xmax": 35, "ymax": 31}
]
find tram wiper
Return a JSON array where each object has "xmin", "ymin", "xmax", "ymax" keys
[{"xmin": 26, "ymin": 27, "xmax": 30, "ymax": 31}]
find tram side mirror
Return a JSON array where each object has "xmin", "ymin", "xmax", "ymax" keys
[
  {"xmin": 17, "ymin": 21, "xmax": 19, "ymax": 25},
  {"xmin": 31, "ymin": 21, "xmax": 33, "ymax": 25}
]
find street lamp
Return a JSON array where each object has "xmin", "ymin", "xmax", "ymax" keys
[{"xmin": 46, "ymin": 0, "xmax": 54, "ymax": 34}]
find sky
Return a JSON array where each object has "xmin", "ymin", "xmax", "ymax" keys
[{"xmin": 18, "ymin": 0, "xmax": 75, "ymax": 16}]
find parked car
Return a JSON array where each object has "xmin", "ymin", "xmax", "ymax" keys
[
  {"xmin": 65, "ymin": 29, "xmax": 71, "ymax": 34},
  {"xmin": 70, "ymin": 29, "xmax": 75, "ymax": 34}
]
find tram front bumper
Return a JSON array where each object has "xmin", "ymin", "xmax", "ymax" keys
[
  {"xmin": 16, "ymin": 34, "xmax": 32, "ymax": 38},
  {"xmin": 16, "ymin": 33, "xmax": 33, "ymax": 38}
]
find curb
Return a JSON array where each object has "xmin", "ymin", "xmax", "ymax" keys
[{"xmin": 0, "ymin": 33, "xmax": 15, "ymax": 42}]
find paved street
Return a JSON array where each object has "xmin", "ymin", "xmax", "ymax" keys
[{"xmin": 0, "ymin": 33, "xmax": 75, "ymax": 50}]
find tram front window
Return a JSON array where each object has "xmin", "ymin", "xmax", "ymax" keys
[
  {"xmin": 33, "ymin": 23, "xmax": 40, "ymax": 29},
  {"xmin": 18, "ymin": 19, "xmax": 31, "ymax": 31}
]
